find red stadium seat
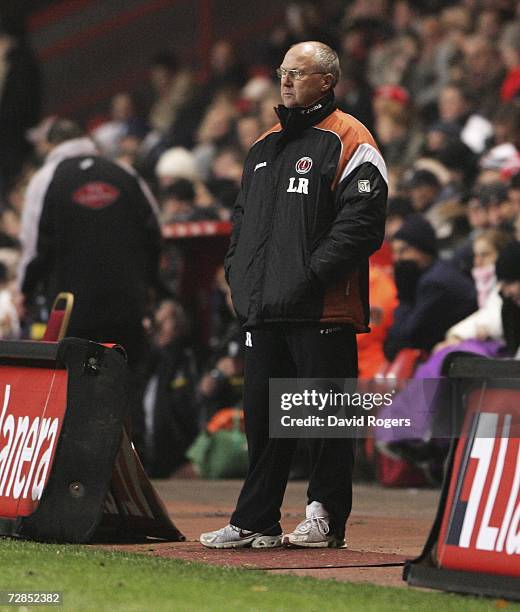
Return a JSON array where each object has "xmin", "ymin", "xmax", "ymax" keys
[
  {"xmin": 376, "ymin": 348, "xmax": 427, "ymax": 381},
  {"xmin": 369, "ymin": 348, "xmax": 430, "ymax": 487},
  {"xmin": 42, "ymin": 292, "xmax": 74, "ymax": 342}
]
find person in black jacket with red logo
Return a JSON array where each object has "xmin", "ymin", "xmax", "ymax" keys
[
  {"xmin": 20, "ymin": 120, "xmax": 161, "ymax": 359},
  {"xmin": 20, "ymin": 119, "xmax": 162, "ymax": 455},
  {"xmin": 200, "ymin": 41, "xmax": 387, "ymax": 549}
]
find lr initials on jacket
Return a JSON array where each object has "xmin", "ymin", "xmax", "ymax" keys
[{"xmin": 287, "ymin": 177, "xmax": 309, "ymax": 194}]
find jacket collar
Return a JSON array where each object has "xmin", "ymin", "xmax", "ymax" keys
[
  {"xmin": 275, "ymin": 90, "xmax": 336, "ymax": 132},
  {"xmin": 46, "ymin": 137, "xmax": 98, "ymax": 165}
]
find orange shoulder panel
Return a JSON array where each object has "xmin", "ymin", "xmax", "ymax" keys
[
  {"xmin": 315, "ymin": 110, "xmax": 380, "ymax": 188},
  {"xmin": 252, "ymin": 123, "xmax": 282, "ymax": 147}
]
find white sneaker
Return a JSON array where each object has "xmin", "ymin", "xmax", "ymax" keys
[
  {"xmin": 200, "ymin": 524, "xmax": 282, "ymax": 549},
  {"xmin": 283, "ymin": 501, "xmax": 345, "ymax": 548}
]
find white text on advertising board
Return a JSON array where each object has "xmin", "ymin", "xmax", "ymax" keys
[{"xmin": 0, "ymin": 385, "xmax": 59, "ymax": 501}]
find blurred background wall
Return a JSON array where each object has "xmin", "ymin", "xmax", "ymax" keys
[{"xmin": 1, "ymin": 0, "xmax": 289, "ymax": 121}]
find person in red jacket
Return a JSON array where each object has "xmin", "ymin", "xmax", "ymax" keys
[{"xmin": 357, "ymin": 266, "xmax": 397, "ymax": 380}]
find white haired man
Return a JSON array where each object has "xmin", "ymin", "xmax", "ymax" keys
[{"xmin": 201, "ymin": 41, "xmax": 388, "ymax": 549}]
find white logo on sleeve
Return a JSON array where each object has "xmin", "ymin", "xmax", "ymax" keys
[
  {"xmin": 254, "ymin": 162, "xmax": 267, "ymax": 172},
  {"xmin": 358, "ymin": 179, "xmax": 371, "ymax": 193},
  {"xmin": 245, "ymin": 332, "xmax": 253, "ymax": 347},
  {"xmin": 287, "ymin": 177, "xmax": 309, "ymax": 194}
]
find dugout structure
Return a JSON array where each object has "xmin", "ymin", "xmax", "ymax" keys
[{"xmin": 405, "ymin": 355, "xmax": 520, "ymax": 600}]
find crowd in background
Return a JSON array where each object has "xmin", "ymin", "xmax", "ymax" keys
[{"xmin": 1, "ymin": 0, "xmax": 520, "ymax": 479}]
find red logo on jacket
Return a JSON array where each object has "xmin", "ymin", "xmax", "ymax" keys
[
  {"xmin": 72, "ymin": 182, "xmax": 120, "ymax": 209},
  {"xmin": 295, "ymin": 157, "xmax": 313, "ymax": 174}
]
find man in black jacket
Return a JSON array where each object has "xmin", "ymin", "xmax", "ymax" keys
[
  {"xmin": 200, "ymin": 41, "xmax": 387, "ymax": 549},
  {"xmin": 20, "ymin": 120, "xmax": 162, "ymax": 362},
  {"xmin": 384, "ymin": 214, "xmax": 477, "ymax": 361},
  {"xmin": 20, "ymin": 119, "xmax": 162, "ymax": 454}
]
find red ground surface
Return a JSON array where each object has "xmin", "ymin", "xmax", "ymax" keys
[{"xmin": 99, "ymin": 480, "xmax": 440, "ymax": 588}]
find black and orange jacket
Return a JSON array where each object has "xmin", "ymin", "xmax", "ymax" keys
[{"xmin": 224, "ymin": 92, "xmax": 388, "ymax": 332}]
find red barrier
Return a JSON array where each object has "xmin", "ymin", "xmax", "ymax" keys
[
  {"xmin": 162, "ymin": 220, "xmax": 231, "ymax": 239},
  {"xmin": 0, "ymin": 368, "xmax": 67, "ymax": 518},
  {"xmin": 405, "ymin": 356, "xmax": 520, "ymax": 601},
  {"xmin": 437, "ymin": 389, "xmax": 520, "ymax": 577},
  {"xmin": 0, "ymin": 338, "xmax": 183, "ymax": 543}
]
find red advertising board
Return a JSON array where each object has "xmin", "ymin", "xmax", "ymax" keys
[
  {"xmin": 437, "ymin": 388, "xmax": 520, "ymax": 577},
  {"xmin": 0, "ymin": 367, "xmax": 67, "ymax": 519},
  {"xmin": 0, "ymin": 338, "xmax": 184, "ymax": 543}
]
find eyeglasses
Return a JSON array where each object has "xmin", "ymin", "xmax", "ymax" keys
[{"xmin": 276, "ymin": 67, "xmax": 327, "ymax": 80}]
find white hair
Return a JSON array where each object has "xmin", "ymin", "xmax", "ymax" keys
[
  {"xmin": 312, "ymin": 45, "xmax": 341, "ymax": 86},
  {"xmin": 290, "ymin": 42, "xmax": 341, "ymax": 87}
]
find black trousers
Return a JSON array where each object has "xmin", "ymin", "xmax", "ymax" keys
[{"xmin": 230, "ymin": 325, "xmax": 358, "ymax": 538}]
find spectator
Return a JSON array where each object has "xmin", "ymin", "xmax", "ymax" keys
[
  {"xmin": 212, "ymin": 147, "xmax": 244, "ymax": 187},
  {"xmin": 409, "ymin": 13, "xmax": 455, "ymax": 121},
  {"xmin": 384, "ymin": 196, "xmax": 413, "ymax": 240},
  {"xmin": 437, "ymin": 83, "xmax": 480, "ymax": 143},
  {"xmin": 357, "ymin": 265, "xmax": 397, "ymax": 379},
  {"xmin": 91, "ymin": 92, "xmax": 147, "ymax": 160},
  {"xmin": 155, "ymin": 146, "xmax": 200, "ymax": 188},
  {"xmin": 197, "ymin": 267, "xmax": 244, "ymax": 422},
  {"xmin": 235, "ymin": 114, "xmax": 262, "ymax": 157},
  {"xmin": 384, "ymin": 214, "xmax": 477, "ymax": 360},
  {"xmin": 0, "ymin": 206, "xmax": 19, "ymax": 244},
  {"xmin": 0, "ymin": 261, "xmax": 19, "ymax": 339},
  {"xmin": 429, "ymin": 134, "xmax": 477, "ymax": 191},
  {"xmin": 240, "ymin": 75, "xmax": 278, "ymax": 109},
  {"xmin": 475, "ymin": 8, "xmax": 503, "ymax": 41},
  {"xmin": 160, "ymin": 179, "xmax": 219, "ymax": 223},
  {"xmin": 143, "ymin": 299, "xmax": 199, "ymax": 478},
  {"xmin": 259, "ymin": 94, "xmax": 281, "ymax": 132},
  {"xmin": 495, "ymin": 241, "xmax": 520, "ymax": 358},
  {"xmin": 159, "ymin": 179, "xmax": 197, "ymax": 223},
  {"xmin": 148, "ymin": 52, "xmax": 193, "ymax": 137},
  {"xmin": 372, "ymin": 85, "xmax": 422, "ymax": 170},
  {"xmin": 25, "ymin": 116, "xmax": 57, "ymax": 164},
  {"xmin": 404, "ymin": 168, "xmax": 442, "ymax": 213},
  {"xmin": 206, "ymin": 147, "xmax": 244, "ymax": 212},
  {"xmin": 479, "ymin": 141, "xmax": 519, "ymax": 185},
  {"xmin": 460, "ymin": 34, "xmax": 504, "ymax": 121},
  {"xmin": 482, "ymin": 182, "xmax": 516, "ymax": 231},
  {"xmin": 335, "ymin": 57, "xmax": 374, "ymax": 132},
  {"xmin": 515, "ymin": 209, "xmax": 520, "ymax": 242},
  {"xmin": 117, "ymin": 120, "xmax": 150, "ymax": 170},
  {"xmin": 371, "ymin": 196, "xmax": 412, "ymax": 272},
  {"xmin": 436, "ymin": 229, "xmax": 512, "ymax": 351},
  {"xmin": 192, "ymin": 97, "xmax": 237, "ymax": 180},
  {"xmin": 499, "ymin": 21, "xmax": 520, "ymax": 103},
  {"xmin": 490, "ymin": 103, "xmax": 517, "ymax": 150},
  {"xmin": 204, "ymin": 40, "xmax": 246, "ymax": 98},
  {"xmin": 509, "ymin": 172, "xmax": 520, "ymax": 217}
]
